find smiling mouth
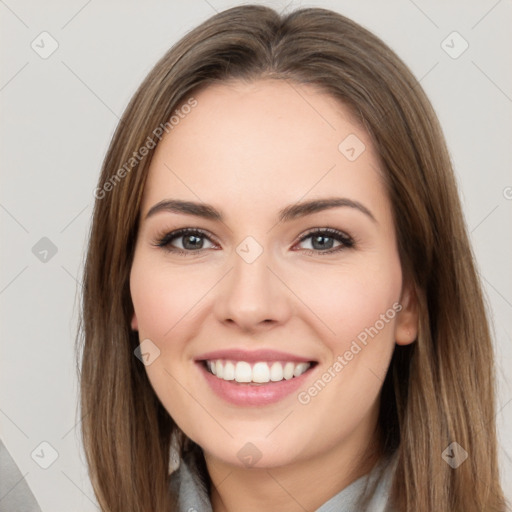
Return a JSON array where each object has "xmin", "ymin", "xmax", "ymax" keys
[{"xmin": 201, "ymin": 359, "xmax": 318, "ymax": 384}]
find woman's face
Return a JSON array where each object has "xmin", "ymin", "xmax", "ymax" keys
[{"xmin": 130, "ymin": 79, "xmax": 417, "ymax": 470}]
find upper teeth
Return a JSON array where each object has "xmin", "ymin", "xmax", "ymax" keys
[{"xmin": 206, "ymin": 360, "xmax": 311, "ymax": 383}]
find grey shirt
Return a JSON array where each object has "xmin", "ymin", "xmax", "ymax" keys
[
  {"xmin": 0, "ymin": 440, "xmax": 42, "ymax": 512},
  {"xmin": 171, "ymin": 451, "xmax": 396, "ymax": 512}
]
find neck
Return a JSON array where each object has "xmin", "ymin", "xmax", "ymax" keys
[{"xmin": 205, "ymin": 422, "xmax": 381, "ymax": 512}]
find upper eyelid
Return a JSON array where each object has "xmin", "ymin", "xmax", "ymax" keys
[
  {"xmin": 157, "ymin": 227, "xmax": 219, "ymax": 246},
  {"xmin": 297, "ymin": 227, "xmax": 351, "ymax": 239}
]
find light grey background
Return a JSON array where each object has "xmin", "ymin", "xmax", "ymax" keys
[{"xmin": 1, "ymin": 0, "xmax": 511, "ymax": 509}]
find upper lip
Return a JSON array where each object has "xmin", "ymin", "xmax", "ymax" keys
[{"xmin": 195, "ymin": 349, "xmax": 316, "ymax": 363}]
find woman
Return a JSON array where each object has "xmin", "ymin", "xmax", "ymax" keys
[{"xmin": 78, "ymin": 5, "xmax": 508, "ymax": 511}]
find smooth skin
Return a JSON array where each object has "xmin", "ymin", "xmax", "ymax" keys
[{"xmin": 130, "ymin": 79, "xmax": 418, "ymax": 512}]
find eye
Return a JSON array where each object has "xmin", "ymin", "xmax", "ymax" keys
[
  {"xmin": 154, "ymin": 228, "xmax": 217, "ymax": 254},
  {"xmin": 153, "ymin": 227, "xmax": 355, "ymax": 256},
  {"xmin": 294, "ymin": 228, "xmax": 354, "ymax": 254}
]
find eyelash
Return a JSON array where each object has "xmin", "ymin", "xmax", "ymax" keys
[{"xmin": 153, "ymin": 227, "xmax": 355, "ymax": 256}]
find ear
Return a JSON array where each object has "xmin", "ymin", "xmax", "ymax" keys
[
  {"xmin": 131, "ymin": 311, "xmax": 139, "ymax": 331},
  {"xmin": 394, "ymin": 280, "xmax": 418, "ymax": 346}
]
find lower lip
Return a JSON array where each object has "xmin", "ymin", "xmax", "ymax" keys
[{"xmin": 196, "ymin": 362, "xmax": 315, "ymax": 406}]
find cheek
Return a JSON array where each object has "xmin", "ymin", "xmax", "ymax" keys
[
  {"xmin": 288, "ymin": 254, "xmax": 402, "ymax": 354},
  {"xmin": 291, "ymin": 261, "xmax": 401, "ymax": 432},
  {"xmin": 130, "ymin": 257, "xmax": 207, "ymax": 342},
  {"xmin": 130, "ymin": 256, "xmax": 205, "ymax": 430}
]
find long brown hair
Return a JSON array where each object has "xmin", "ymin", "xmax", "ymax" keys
[{"xmin": 78, "ymin": 5, "xmax": 507, "ymax": 511}]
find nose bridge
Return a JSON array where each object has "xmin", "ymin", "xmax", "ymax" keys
[{"xmin": 214, "ymin": 236, "xmax": 291, "ymax": 328}]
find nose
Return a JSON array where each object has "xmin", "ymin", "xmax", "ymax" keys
[{"xmin": 213, "ymin": 245, "xmax": 293, "ymax": 332}]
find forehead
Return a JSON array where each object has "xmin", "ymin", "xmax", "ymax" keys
[{"xmin": 141, "ymin": 79, "xmax": 388, "ymax": 221}]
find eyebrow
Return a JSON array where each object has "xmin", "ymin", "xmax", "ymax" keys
[{"xmin": 144, "ymin": 197, "xmax": 377, "ymax": 224}]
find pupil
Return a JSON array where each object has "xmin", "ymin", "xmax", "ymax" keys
[
  {"xmin": 312, "ymin": 235, "xmax": 333, "ymax": 250},
  {"xmin": 183, "ymin": 235, "xmax": 203, "ymax": 250}
]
